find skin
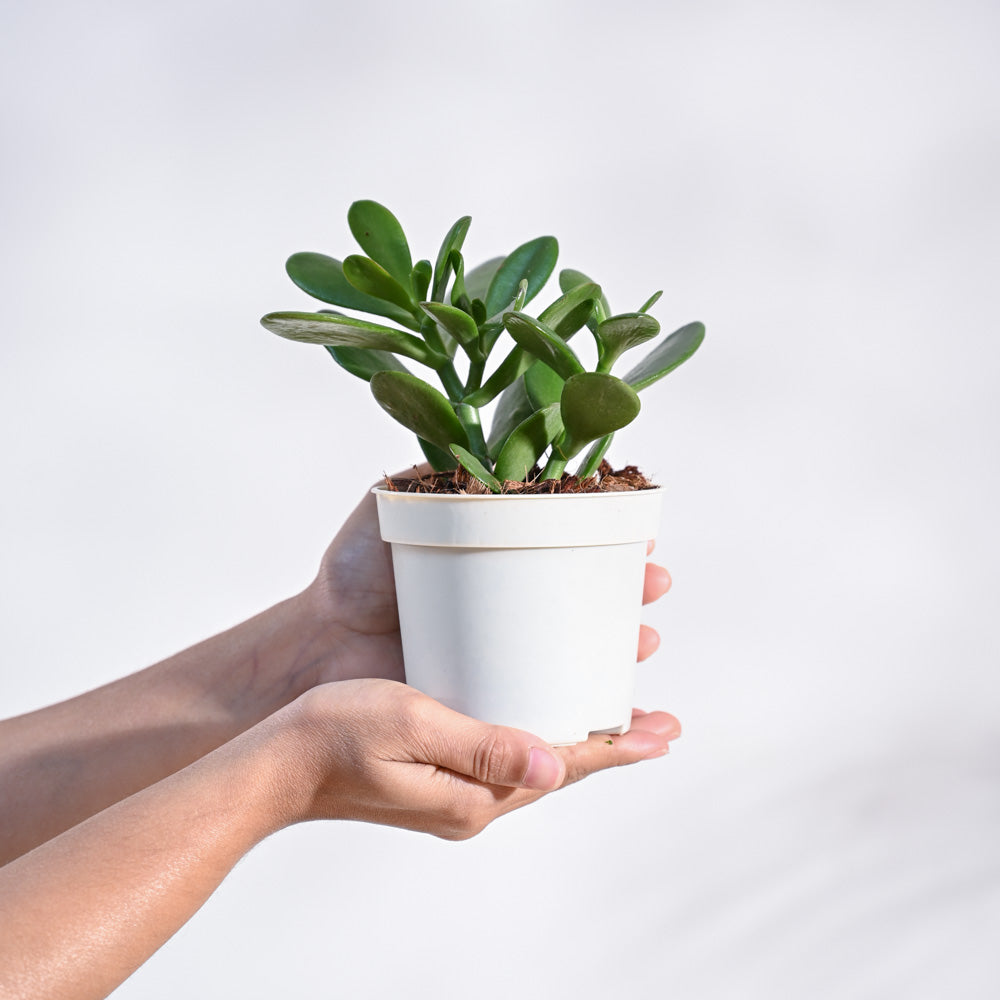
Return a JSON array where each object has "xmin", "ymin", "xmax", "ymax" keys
[{"xmin": 0, "ymin": 475, "xmax": 678, "ymax": 1000}]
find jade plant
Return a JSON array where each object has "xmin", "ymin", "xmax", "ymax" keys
[{"xmin": 260, "ymin": 200, "xmax": 704, "ymax": 489}]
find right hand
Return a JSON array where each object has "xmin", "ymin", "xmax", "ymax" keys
[{"xmin": 271, "ymin": 679, "xmax": 681, "ymax": 840}]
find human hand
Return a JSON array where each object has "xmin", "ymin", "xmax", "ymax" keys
[
  {"xmin": 272, "ymin": 678, "xmax": 681, "ymax": 840},
  {"xmin": 308, "ymin": 469, "xmax": 673, "ymax": 685}
]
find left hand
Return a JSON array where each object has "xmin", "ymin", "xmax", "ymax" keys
[{"xmin": 307, "ymin": 469, "xmax": 673, "ymax": 686}]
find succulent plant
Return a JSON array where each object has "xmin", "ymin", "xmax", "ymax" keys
[{"xmin": 261, "ymin": 200, "xmax": 704, "ymax": 490}]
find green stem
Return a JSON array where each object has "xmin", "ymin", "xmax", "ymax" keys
[
  {"xmin": 456, "ymin": 404, "xmax": 489, "ymax": 464},
  {"xmin": 465, "ymin": 358, "xmax": 485, "ymax": 395},
  {"xmin": 437, "ymin": 362, "xmax": 465, "ymax": 402},
  {"xmin": 540, "ymin": 454, "xmax": 567, "ymax": 481},
  {"xmin": 541, "ymin": 431, "xmax": 581, "ymax": 481}
]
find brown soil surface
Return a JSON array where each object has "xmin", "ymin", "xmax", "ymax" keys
[{"xmin": 382, "ymin": 461, "xmax": 655, "ymax": 495}]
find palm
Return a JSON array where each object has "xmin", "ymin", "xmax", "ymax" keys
[{"xmin": 313, "ymin": 487, "xmax": 405, "ymax": 683}]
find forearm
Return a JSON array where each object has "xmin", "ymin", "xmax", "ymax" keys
[
  {"xmin": 0, "ymin": 587, "xmax": 342, "ymax": 863},
  {"xmin": 0, "ymin": 715, "xmax": 293, "ymax": 1000}
]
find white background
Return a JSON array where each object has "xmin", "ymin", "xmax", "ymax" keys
[{"xmin": 2, "ymin": 1, "xmax": 998, "ymax": 996}]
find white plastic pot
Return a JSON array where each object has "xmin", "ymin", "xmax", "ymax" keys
[{"xmin": 374, "ymin": 487, "xmax": 663, "ymax": 745}]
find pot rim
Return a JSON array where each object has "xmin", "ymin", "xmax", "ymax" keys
[{"xmin": 371, "ymin": 484, "xmax": 662, "ymax": 501}]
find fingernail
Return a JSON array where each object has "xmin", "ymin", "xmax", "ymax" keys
[
  {"xmin": 642, "ymin": 746, "xmax": 670, "ymax": 760},
  {"xmin": 523, "ymin": 747, "xmax": 561, "ymax": 790}
]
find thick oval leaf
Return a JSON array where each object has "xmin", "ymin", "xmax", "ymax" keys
[
  {"xmin": 370, "ymin": 372, "xmax": 469, "ymax": 452},
  {"xmin": 420, "ymin": 301, "xmax": 479, "ymax": 351},
  {"xmin": 464, "ymin": 256, "xmax": 505, "ymax": 304},
  {"xmin": 450, "ymin": 444, "xmax": 502, "ymax": 493},
  {"xmin": 484, "ymin": 236, "xmax": 558, "ymax": 316},
  {"xmin": 524, "ymin": 362, "xmax": 564, "ymax": 409},
  {"xmin": 325, "ymin": 345, "xmax": 410, "ymax": 382},
  {"xmin": 493, "ymin": 404, "xmax": 563, "ymax": 483},
  {"xmin": 410, "ymin": 259, "xmax": 432, "ymax": 302},
  {"xmin": 559, "ymin": 267, "xmax": 611, "ymax": 320},
  {"xmin": 638, "ymin": 289, "xmax": 663, "ymax": 313},
  {"xmin": 432, "ymin": 216, "xmax": 472, "ymax": 301},
  {"xmin": 448, "ymin": 250, "xmax": 470, "ymax": 311},
  {"xmin": 347, "ymin": 200, "xmax": 413, "ymax": 286},
  {"xmin": 538, "ymin": 282, "xmax": 600, "ymax": 336},
  {"xmin": 419, "ymin": 314, "xmax": 454, "ymax": 359},
  {"xmin": 285, "ymin": 252, "xmax": 419, "ymax": 329},
  {"xmin": 560, "ymin": 373, "xmax": 641, "ymax": 452},
  {"xmin": 343, "ymin": 255, "xmax": 417, "ymax": 315},
  {"xmin": 261, "ymin": 311, "xmax": 444, "ymax": 367},
  {"xmin": 463, "ymin": 347, "xmax": 532, "ymax": 407},
  {"xmin": 419, "ymin": 437, "xmax": 458, "ymax": 472},
  {"xmin": 596, "ymin": 312, "xmax": 661, "ymax": 370},
  {"xmin": 486, "ymin": 375, "xmax": 535, "ymax": 458},
  {"xmin": 623, "ymin": 321, "xmax": 706, "ymax": 391},
  {"xmin": 503, "ymin": 312, "xmax": 585, "ymax": 381}
]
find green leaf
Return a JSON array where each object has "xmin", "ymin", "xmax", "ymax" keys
[
  {"xmin": 325, "ymin": 345, "xmax": 410, "ymax": 381},
  {"xmin": 343, "ymin": 255, "xmax": 417, "ymax": 315},
  {"xmin": 559, "ymin": 373, "xmax": 641, "ymax": 456},
  {"xmin": 420, "ymin": 437, "xmax": 458, "ymax": 472},
  {"xmin": 419, "ymin": 314, "xmax": 454, "ymax": 360},
  {"xmin": 420, "ymin": 301, "xmax": 480, "ymax": 353},
  {"xmin": 463, "ymin": 348, "xmax": 533, "ymax": 407},
  {"xmin": 559, "ymin": 268, "xmax": 611, "ymax": 321},
  {"xmin": 347, "ymin": 200, "xmax": 413, "ymax": 286},
  {"xmin": 370, "ymin": 372, "xmax": 469, "ymax": 453},
  {"xmin": 462, "ymin": 286, "xmax": 599, "ymax": 406},
  {"xmin": 487, "ymin": 375, "xmax": 535, "ymax": 458},
  {"xmin": 577, "ymin": 433, "xmax": 614, "ymax": 478},
  {"xmin": 448, "ymin": 250, "xmax": 471, "ymax": 312},
  {"xmin": 484, "ymin": 236, "xmax": 558, "ymax": 316},
  {"xmin": 596, "ymin": 312, "xmax": 661, "ymax": 370},
  {"xmin": 623, "ymin": 321, "xmax": 706, "ymax": 391},
  {"xmin": 464, "ymin": 256, "xmax": 505, "ymax": 303},
  {"xmin": 450, "ymin": 444, "xmax": 502, "ymax": 493},
  {"xmin": 410, "ymin": 260, "xmax": 432, "ymax": 303},
  {"xmin": 494, "ymin": 404, "xmax": 563, "ymax": 482},
  {"xmin": 503, "ymin": 312, "xmax": 585, "ymax": 381},
  {"xmin": 538, "ymin": 282, "xmax": 601, "ymax": 337},
  {"xmin": 261, "ymin": 311, "xmax": 445, "ymax": 367},
  {"xmin": 638, "ymin": 290, "xmax": 663, "ymax": 313},
  {"xmin": 285, "ymin": 252, "xmax": 420, "ymax": 330},
  {"xmin": 432, "ymin": 216, "xmax": 472, "ymax": 301},
  {"xmin": 524, "ymin": 362, "xmax": 564, "ymax": 409}
]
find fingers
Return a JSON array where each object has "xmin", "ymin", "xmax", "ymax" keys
[
  {"xmin": 413, "ymin": 699, "xmax": 566, "ymax": 792},
  {"xmin": 643, "ymin": 562, "xmax": 671, "ymax": 604},
  {"xmin": 628, "ymin": 708, "xmax": 681, "ymax": 739},
  {"xmin": 637, "ymin": 624, "xmax": 660, "ymax": 661},
  {"xmin": 554, "ymin": 712, "xmax": 680, "ymax": 786}
]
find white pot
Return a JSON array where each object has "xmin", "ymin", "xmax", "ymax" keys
[{"xmin": 374, "ymin": 487, "xmax": 663, "ymax": 745}]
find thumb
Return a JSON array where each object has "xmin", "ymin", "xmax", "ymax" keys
[{"xmin": 424, "ymin": 710, "xmax": 567, "ymax": 791}]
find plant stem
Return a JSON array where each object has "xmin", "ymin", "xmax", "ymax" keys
[
  {"xmin": 540, "ymin": 454, "xmax": 567, "ymax": 480},
  {"xmin": 456, "ymin": 404, "xmax": 489, "ymax": 464},
  {"xmin": 465, "ymin": 358, "xmax": 485, "ymax": 395},
  {"xmin": 437, "ymin": 362, "xmax": 465, "ymax": 401}
]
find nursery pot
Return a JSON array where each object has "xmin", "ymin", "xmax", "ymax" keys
[{"xmin": 374, "ymin": 487, "xmax": 663, "ymax": 746}]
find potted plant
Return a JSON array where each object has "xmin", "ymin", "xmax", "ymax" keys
[{"xmin": 261, "ymin": 200, "xmax": 704, "ymax": 744}]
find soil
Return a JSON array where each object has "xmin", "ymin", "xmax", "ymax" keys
[{"xmin": 382, "ymin": 460, "xmax": 655, "ymax": 495}]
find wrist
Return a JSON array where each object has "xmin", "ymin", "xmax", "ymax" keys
[{"xmin": 241, "ymin": 690, "xmax": 338, "ymax": 830}]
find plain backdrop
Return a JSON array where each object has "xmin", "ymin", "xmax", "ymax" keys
[{"xmin": 2, "ymin": 1, "xmax": 998, "ymax": 997}]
